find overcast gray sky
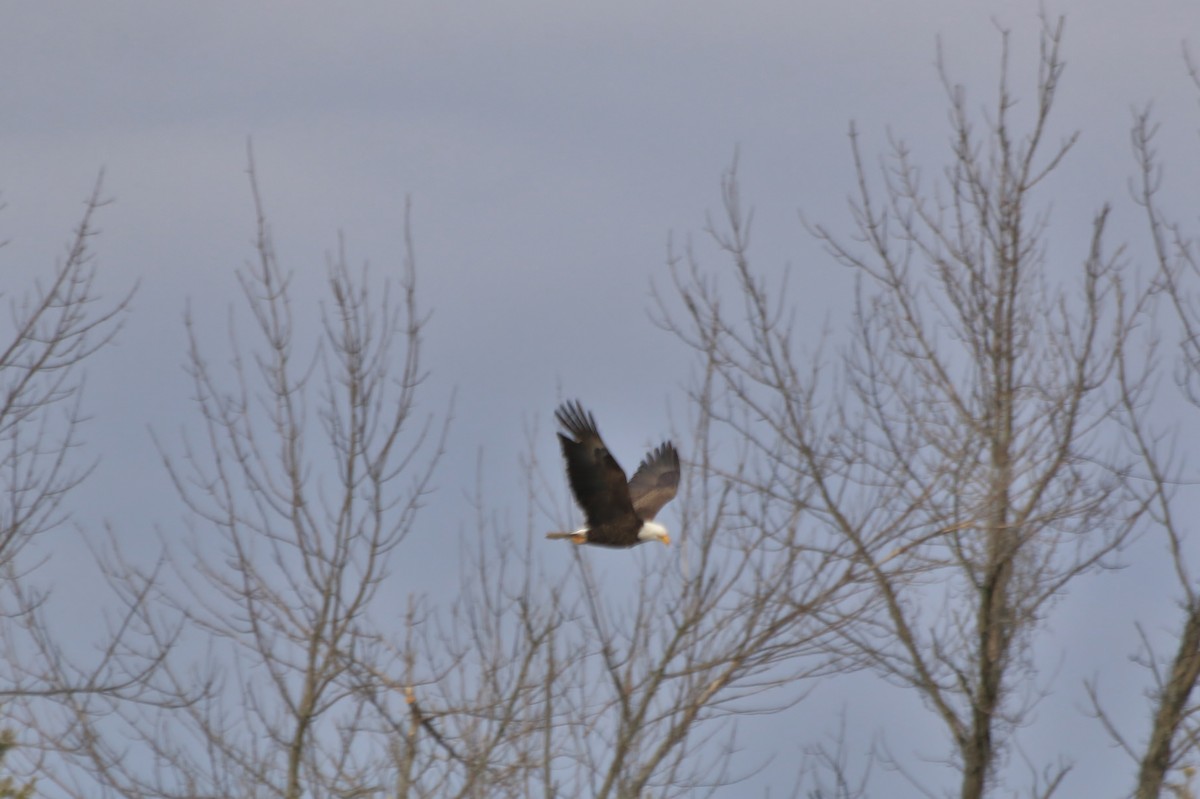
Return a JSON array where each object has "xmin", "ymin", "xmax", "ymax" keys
[{"xmin": 4, "ymin": 1, "xmax": 1200, "ymax": 795}]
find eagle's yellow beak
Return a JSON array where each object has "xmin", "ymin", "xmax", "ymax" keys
[{"xmin": 661, "ymin": 534, "xmax": 671, "ymax": 546}]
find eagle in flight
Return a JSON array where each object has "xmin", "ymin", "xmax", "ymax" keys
[{"xmin": 547, "ymin": 400, "xmax": 680, "ymax": 548}]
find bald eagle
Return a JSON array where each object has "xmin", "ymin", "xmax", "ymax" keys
[{"xmin": 547, "ymin": 400, "xmax": 679, "ymax": 548}]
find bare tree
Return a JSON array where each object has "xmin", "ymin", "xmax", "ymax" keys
[
  {"xmin": 0, "ymin": 179, "xmax": 183, "ymax": 794},
  {"xmin": 66, "ymin": 159, "xmax": 453, "ymax": 799},
  {"xmin": 1085, "ymin": 53, "xmax": 1200, "ymax": 799},
  {"xmin": 0, "ymin": 177, "xmax": 130, "ymax": 575},
  {"xmin": 659, "ymin": 16, "xmax": 1140, "ymax": 798}
]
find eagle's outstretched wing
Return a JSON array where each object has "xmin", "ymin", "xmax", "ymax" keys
[
  {"xmin": 555, "ymin": 401, "xmax": 636, "ymax": 528},
  {"xmin": 627, "ymin": 442, "xmax": 680, "ymax": 520}
]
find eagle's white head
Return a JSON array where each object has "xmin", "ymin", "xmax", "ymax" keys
[{"xmin": 638, "ymin": 520, "xmax": 671, "ymax": 546}]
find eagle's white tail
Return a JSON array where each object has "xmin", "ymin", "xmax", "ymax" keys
[{"xmin": 546, "ymin": 530, "xmax": 588, "ymax": 544}]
